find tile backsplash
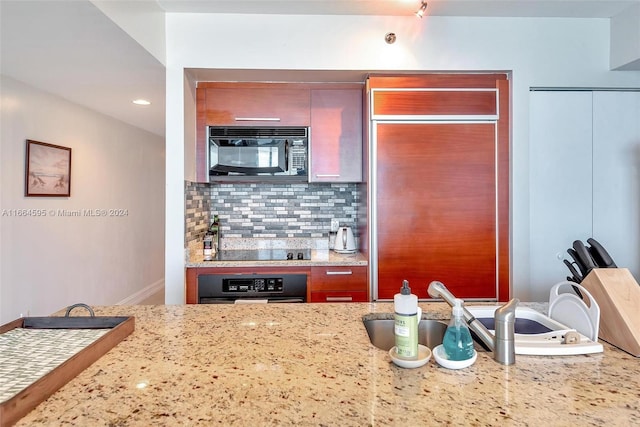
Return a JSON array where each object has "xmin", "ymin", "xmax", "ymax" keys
[{"xmin": 185, "ymin": 181, "xmax": 362, "ymax": 245}]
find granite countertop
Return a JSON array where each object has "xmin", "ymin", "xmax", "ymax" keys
[
  {"xmin": 16, "ymin": 303, "xmax": 640, "ymax": 426},
  {"xmin": 186, "ymin": 237, "xmax": 368, "ymax": 268}
]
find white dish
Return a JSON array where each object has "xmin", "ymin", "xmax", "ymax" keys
[
  {"xmin": 432, "ymin": 344, "xmax": 477, "ymax": 370},
  {"xmin": 464, "ymin": 306, "xmax": 603, "ymax": 355},
  {"xmin": 389, "ymin": 345, "xmax": 432, "ymax": 369},
  {"xmin": 548, "ymin": 281, "xmax": 600, "ymax": 342}
]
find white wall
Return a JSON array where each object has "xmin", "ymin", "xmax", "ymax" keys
[
  {"xmin": 91, "ymin": 0, "xmax": 167, "ymax": 66},
  {"xmin": 611, "ymin": 4, "xmax": 640, "ymax": 70},
  {"xmin": 165, "ymin": 14, "xmax": 640, "ymax": 303},
  {"xmin": 0, "ymin": 76, "xmax": 165, "ymax": 323}
]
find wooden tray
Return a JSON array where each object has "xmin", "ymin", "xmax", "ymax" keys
[{"xmin": 0, "ymin": 308, "xmax": 134, "ymax": 426}]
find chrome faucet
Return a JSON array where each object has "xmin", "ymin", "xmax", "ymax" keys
[{"xmin": 428, "ymin": 281, "xmax": 519, "ymax": 365}]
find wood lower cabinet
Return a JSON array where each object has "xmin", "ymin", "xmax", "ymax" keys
[
  {"xmin": 309, "ymin": 87, "xmax": 363, "ymax": 182},
  {"xmin": 310, "ymin": 266, "xmax": 368, "ymax": 302}
]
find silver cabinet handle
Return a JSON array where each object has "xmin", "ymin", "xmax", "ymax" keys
[
  {"xmin": 315, "ymin": 174, "xmax": 340, "ymax": 178},
  {"xmin": 325, "ymin": 270, "xmax": 353, "ymax": 275},
  {"xmin": 326, "ymin": 296, "xmax": 353, "ymax": 302},
  {"xmin": 234, "ymin": 117, "xmax": 281, "ymax": 121}
]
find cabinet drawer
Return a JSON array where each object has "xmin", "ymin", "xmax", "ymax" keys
[
  {"xmin": 371, "ymin": 89, "xmax": 498, "ymax": 118},
  {"xmin": 310, "ymin": 291, "xmax": 368, "ymax": 303},
  {"xmin": 205, "ymin": 87, "xmax": 310, "ymax": 126},
  {"xmin": 310, "ymin": 266, "xmax": 368, "ymax": 292}
]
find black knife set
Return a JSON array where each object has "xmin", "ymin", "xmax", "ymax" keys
[{"xmin": 564, "ymin": 238, "xmax": 617, "ymax": 284}]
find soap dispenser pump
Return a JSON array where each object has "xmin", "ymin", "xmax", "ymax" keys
[
  {"xmin": 394, "ymin": 280, "xmax": 420, "ymax": 359},
  {"xmin": 443, "ymin": 298, "xmax": 474, "ymax": 361}
]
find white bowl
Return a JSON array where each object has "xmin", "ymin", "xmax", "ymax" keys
[
  {"xmin": 389, "ymin": 345, "xmax": 432, "ymax": 369},
  {"xmin": 432, "ymin": 344, "xmax": 477, "ymax": 369}
]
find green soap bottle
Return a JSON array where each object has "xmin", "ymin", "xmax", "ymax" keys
[{"xmin": 394, "ymin": 280, "xmax": 419, "ymax": 359}]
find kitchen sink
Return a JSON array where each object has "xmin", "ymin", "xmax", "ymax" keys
[{"xmin": 362, "ymin": 318, "xmax": 447, "ymax": 351}]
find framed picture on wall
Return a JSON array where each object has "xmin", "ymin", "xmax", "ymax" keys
[{"xmin": 25, "ymin": 139, "xmax": 72, "ymax": 197}]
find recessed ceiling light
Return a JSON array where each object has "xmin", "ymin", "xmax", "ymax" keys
[{"xmin": 132, "ymin": 99, "xmax": 151, "ymax": 106}]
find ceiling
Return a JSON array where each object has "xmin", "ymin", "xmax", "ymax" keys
[
  {"xmin": 156, "ymin": 0, "xmax": 640, "ymax": 18},
  {"xmin": 1, "ymin": 0, "xmax": 639, "ymax": 138}
]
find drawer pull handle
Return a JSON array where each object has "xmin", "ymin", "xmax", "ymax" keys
[
  {"xmin": 315, "ymin": 174, "xmax": 340, "ymax": 178},
  {"xmin": 326, "ymin": 296, "xmax": 353, "ymax": 302},
  {"xmin": 325, "ymin": 271, "xmax": 353, "ymax": 275},
  {"xmin": 235, "ymin": 117, "xmax": 281, "ymax": 122}
]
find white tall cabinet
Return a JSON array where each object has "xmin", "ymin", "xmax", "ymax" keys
[{"xmin": 529, "ymin": 90, "xmax": 640, "ymax": 301}]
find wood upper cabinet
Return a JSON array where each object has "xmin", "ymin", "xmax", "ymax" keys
[
  {"xmin": 309, "ymin": 87, "xmax": 363, "ymax": 182},
  {"xmin": 195, "ymin": 83, "xmax": 311, "ymax": 181},
  {"xmin": 194, "ymin": 82, "xmax": 363, "ymax": 182},
  {"xmin": 202, "ymin": 84, "xmax": 311, "ymax": 127},
  {"xmin": 309, "ymin": 266, "xmax": 368, "ymax": 302}
]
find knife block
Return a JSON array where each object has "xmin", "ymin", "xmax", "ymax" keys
[{"xmin": 580, "ymin": 268, "xmax": 640, "ymax": 357}]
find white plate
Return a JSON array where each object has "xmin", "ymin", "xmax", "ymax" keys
[
  {"xmin": 548, "ymin": 281, "xmax": 600, "ymax": 342},
  {"xmin": 389, "ymin": 345, "xmax": 431, "ymax": 369},
  {"xmin": 432, "ymin": 344, "xmax": 477, "ymax": 369}
]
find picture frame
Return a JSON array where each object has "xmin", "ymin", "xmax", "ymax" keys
[{"xmin": 25, "ymin": 139, "xmax": 72, "ymax": 197}]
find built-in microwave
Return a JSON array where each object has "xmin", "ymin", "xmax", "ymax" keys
[{"xmin": 208, "ymin": 126, "xmax": 308, "ymax": 181}]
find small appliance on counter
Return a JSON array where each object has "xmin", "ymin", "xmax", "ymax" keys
[{"xmin": 333, "ymin": 226, "xmax": 357, "ymax": 254}]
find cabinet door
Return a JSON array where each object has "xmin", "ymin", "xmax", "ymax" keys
[
  {"xmin": 529, "ymin": 91, "xmax": 593, "ymax": 300},
  {"xmin": 374, "ymin": 122, "xmax": 498, "ymax": 300},
  {"xmin": 593, "ymin": 91, "xmax": 640, "ymax": 280},
  {"xmin": 309, "ymin": 89, "xmax": 363, "ymax": 182},
  {"xmin": 310, "ymin": 266, "xmax": 368, "ymax": 302},
  {"xmin": 205, "ymin": 87, "xmax": 310, "ymax": 126}
]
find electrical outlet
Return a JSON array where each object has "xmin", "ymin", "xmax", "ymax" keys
[{"xmin": 330, "ymin": 219, "xmax": 340, "ymax": 232}]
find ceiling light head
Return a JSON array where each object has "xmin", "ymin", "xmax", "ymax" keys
[
  {"xmin": 385, "ymin": 32, "xmax": 396, "ymax": 44},
  {"xmin": 415, "ymin": 1, "xmax": 428, "ymax": 18},
  {"xmin": 132, "ymin": 99, "xmax": 151, "ymax": 106}
]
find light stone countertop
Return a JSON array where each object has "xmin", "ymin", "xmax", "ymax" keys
[{"xmin": 16, "ymin": 303, "xmax": 640, "ymax": 426}]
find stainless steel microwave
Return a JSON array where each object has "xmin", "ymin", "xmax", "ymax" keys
[{"xmin": 208, "ymin": 126, "xmax": 308, "ymax": 181}]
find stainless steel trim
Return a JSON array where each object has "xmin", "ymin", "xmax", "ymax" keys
[
  {"xmin": 234, "ymin": 117, "xmax": 281, "ymax": 121},
  {"xmin": 370, "ymin": 121, "xmax": 379, "ymax": 300},
  {"xmin": 325, "ymin": 270, "xmax": 353, "ymax": 276},
  {"xmin": 370, "ymin": 88, "xmax": 500, "ymax": 122},
  {"xmin": 371, "ymin": 114, "xmax": 498, "ymax": 121}
]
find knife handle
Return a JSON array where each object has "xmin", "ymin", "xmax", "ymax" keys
[
  {"xmin": 573, "ymin": 240, "xmax": 597, "ymax": 273},
  {"xmin": 567, "ymin": 247, "xmax": 590, "ymax": 277},
  {"xmin": 586, "ymin": 238, "xmax": 617, "ymax": 268},
  {"xmin": 563, "ymin": 259, "xmax": 583, "ymax": 283}
]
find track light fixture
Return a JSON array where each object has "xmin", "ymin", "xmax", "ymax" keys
[{"xmin": 415, "ymin": 1, "xmax": 428, "ymax": 18}]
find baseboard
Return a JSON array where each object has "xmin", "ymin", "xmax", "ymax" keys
[{"xmin": 117, "ymin": 278, "xmax": 165, "ymax": 305}]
